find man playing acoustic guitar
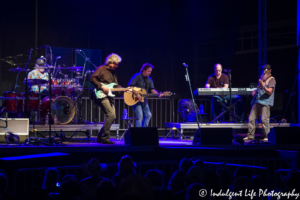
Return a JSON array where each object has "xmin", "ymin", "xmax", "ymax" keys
[
  {"xmin": 128, "ymin": 63, "xmax": 162, "ymax": 127},
  {"xmin": 90, "ymin": 53, "xmax": 130, "ymax": 144},
  {"xmin": 244, "ymin": 64, "xmax": 276, "ymax": 142}
]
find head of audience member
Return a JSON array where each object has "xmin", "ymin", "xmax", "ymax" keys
[
  {"xmin": 214, "ymin": 63, "xmax": 222, "ymax": 78},
  {"xmin": 42, "ymin": 168, "xmax": 59, "ymax": 190},
  {"xmin": 186, "ymin": 166, "xmax": 205, "ymax": 187},
  {"xmin": 186, "ymin": 183, "xmax": 209, "ymax": 200},
  {"xmin": 61, "ymin": 174, "xmax": 77, "ymax": 183},
  {"xmin": 168, "ymin": 170, "xmax": 187, "ymax": 194},
  {"xmin": 105, "ymin": 53, "xmax": 122, "ymax": 70},
  {"xmin": 140, "ymin": 63, "xmax": 153, "ymax": 77},
  {"xmin": 145, "ymin": 169, "xmax": 163, "ymax": 189},
  {"xmin": 83, "ymin": 158, "xmax": 107, "ymax": 178},
  {"xmin": 96, "ymin": 180, "xmax": 116, "ymax": 200},
  {"xmin": 117, "ymin": 174, "xmax": 153, "ymax": 200},
  {"xmin": 193, "ymin": 159, "xmax": 204, "ymax": 169},
  {"xmin": 285, "ymin": 171, "xmax": 300, "ymax": 190},
  {"xmin": 59, "ymin": 179, "xmax": 82, "ymax": 200},
  {"xmin": 203, "ymin": 170, "xmax": 221, "ymax": 191},
  {"xmin": 234, "ymin": 167, "xmax": 253, "ymax": 180},
  {"xmin": 0, "ymin": 173, "xmax": 7, "ymax": 194},
  {"xmin": 233, "ymin": 176, "xmax": 251, "ymax": 192},
  {"xmin": 216, "ymin": 167, "xmax": 231, "ymax": 190},
  {"xmin": 179, "ymin": 158, "xmax": 194, "ymax": 173},
  {"xmin": 118, "ymin": 155, "xmax": 136, "ymax": 176},
  {"xmin": 251, "ymin": 175, "xmax": 262, "ymax": 190}
]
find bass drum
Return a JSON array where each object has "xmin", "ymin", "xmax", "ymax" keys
[{"xmin": 40, "ymin": 96, "xmax": 75, "ymax": 124}]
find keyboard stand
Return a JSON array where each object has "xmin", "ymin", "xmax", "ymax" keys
[{"xmin": 210, "ymin": 98, "xmax": 244, "ymax": 123}]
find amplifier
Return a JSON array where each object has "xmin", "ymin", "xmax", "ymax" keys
[{"xmin": 0, "ymin": 118, "xmax": 29, "ymax": 143}]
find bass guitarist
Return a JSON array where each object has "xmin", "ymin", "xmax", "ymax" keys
[
  {"xmin": 244, "ymin": 64, "xmax": 276, "ymax": 142},
  {"xmin": 90, "ymin": 53, "xmax": 129, "ymax": 144},
  {"xmin": 128, "ymin": 63, "xmax": 162, "ymax": 127}
]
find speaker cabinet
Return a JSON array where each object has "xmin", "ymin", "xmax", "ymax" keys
[
  {"xmin": 125, "ymin": 127, "xmax": 159, "ymax": 146},
  {"xmin": 268, "ymin": 127, "xmax": 300, "ymax": 144},
  {"xmin": 0, "ymin": 118, "xmax": 29, "ymax": 143},
  {"xmin": 193, "ymin": 128, "xmax": 233, "ymax": 145}
]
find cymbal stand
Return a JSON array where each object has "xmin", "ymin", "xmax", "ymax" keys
[{"xmin": 164, "ymin": 94, "xmax": 187, "ymax": 140}]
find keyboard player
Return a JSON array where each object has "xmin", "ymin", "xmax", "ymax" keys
[{"xmin": 205, "ymin": 63, "xmax": 243, "ymax": 122}]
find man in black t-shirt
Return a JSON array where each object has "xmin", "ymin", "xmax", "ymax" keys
[{"xmin": 205, "ymin": 63, "xmax": 243, "ymax": 122}]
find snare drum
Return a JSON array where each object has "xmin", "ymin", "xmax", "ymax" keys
[
  {"xmin": 3, "ymin": 91, "xmax": 20, "ymax": 113},
  {"xmin": 40, "ymin": 96, "xmax": 75, "ymax": 124}
]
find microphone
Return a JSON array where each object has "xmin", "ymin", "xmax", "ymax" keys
[
  {"xmin": 74, "ymin": 49, "xmax": 82, "ymax": 52},
  {"xmin": 182, "ymin": 63, "xmax": 188, "ymax": 67},
  {"xmin": 56, "ymin": 56, "xmax": 61, "ymax": 59}
]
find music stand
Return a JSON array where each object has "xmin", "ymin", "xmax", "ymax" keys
[{"xmin": 164, "ymin": 94, "xmax": 186, "ymax": 140}]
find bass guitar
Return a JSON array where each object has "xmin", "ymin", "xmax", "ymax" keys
[
  {"xmin": 124, "ymin": 87, "xmax": 171, "ymax": 106},
  {"xmin": 94, "ymin": 83, "xmax": 129, "ymax": 99},
  {"xmin": 250, "ymin": 68, "xmax": 268, "ymax": 107}
]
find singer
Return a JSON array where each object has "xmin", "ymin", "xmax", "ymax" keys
[
  {"xmin": 205, "ymin": 63, "xmax": 243, "ymax": 121},
  {"xmin": 244, "ymin": 64, "xmax": 276, "ymax": 142}
]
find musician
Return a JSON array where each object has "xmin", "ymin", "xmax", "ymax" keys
[
  {"xmin": 128, "ymin": 63, "xmax": 161, "ymax": 127},
  {"xmin": 90, "ymin": 53, "xmax": 123, "ymax": 144},
  {"xmin": 27, "ymin": 58, "xmax": 49, "ymax": 94},
  {"xmin": 205, "ymin": 63, "xmax": 243, "ymax": 121},
  {"xmin": 244, "ymin": 64, "xmax": 275, "ymax": 142}
]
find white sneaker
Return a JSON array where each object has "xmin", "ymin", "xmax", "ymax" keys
[
  {"xmin": 263, "ymin": 137, "xmax": 268, "ymax": 142},
  {"xmin": 243, "ymin": 137, "xmax": 254, "ymax": 141}
]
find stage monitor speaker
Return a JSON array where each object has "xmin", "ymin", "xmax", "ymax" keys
[
  {"xmin": 193, "ymin": 128, "xmax": 233, "ymax": 145},
  {"xmin": 268, "ymin": 127, "xmax": 300, "ymax": 144},
  {"xmin": 0, "ymin": 118, "xmax": 29, "ymax": 143},
  {"xmin": 125, "ymin": 127, "xmax": 159, "ymax": 146}
]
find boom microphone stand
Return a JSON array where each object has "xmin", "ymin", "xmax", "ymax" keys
[{"xmin": 183, "ymin": 63, "xmax": 201, "ymax": 127}]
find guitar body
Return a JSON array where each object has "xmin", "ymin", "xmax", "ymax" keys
[
  {"xmin": 94, "ymin": 83, "xmax": 117, "ymax": 99},
  {"xmin": 250, "ymin": 91, "xmax": 258, "ymax": 108},
  {"xmin": 124, "ymin": 87, "xmax": 147, "ymax": 106}
]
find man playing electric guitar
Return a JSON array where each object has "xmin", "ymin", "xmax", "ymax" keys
[
  {"xmin": 128, "ymin": 63, "xmax": 162, "ymax": 127},
  {"xmin": 244, "ymin": 64, "xmax": 276, "ymax": 142},
  {"xmin": 90, "ymin": 53, "xmax": 130, "ymax": 144}
]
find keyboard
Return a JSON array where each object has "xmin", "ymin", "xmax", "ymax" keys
[{"xmin": 194, "ymin": 88, "xmax": 256, "ymax": 96}]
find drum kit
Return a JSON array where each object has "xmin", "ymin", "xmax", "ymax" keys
[{"xmin": 3, "ymin": 65, "xmax": 94, "ymax": 124}]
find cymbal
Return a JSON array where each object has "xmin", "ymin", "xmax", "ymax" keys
[
  {"xmin": 8, "ymin": 67, "xmax": 30, "ymax": 72},
  {"xmin": 24, "ymin": 79, "xmax": 48, "ymax": 86},
  {"xmin": 57, "ymin": 66, "xmax": 83, "ymax": 70},
  {"xmin": 34, "ymin": 65, "xmax": 55, "ymax": 69}
]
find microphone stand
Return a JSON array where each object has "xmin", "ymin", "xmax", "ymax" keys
[
  {"xmin": 24, "ymin": 49, "xmax": 33, "ymax": 118},
  {"xmin": 184, "ymin": 63, "xmax": 200, "ymax": 128}
]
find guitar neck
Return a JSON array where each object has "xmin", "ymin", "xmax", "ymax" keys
[
  {"xmin": 110, "ymin": 88, "xmax": 128, "ymax": 92},
  {"xmin": 142, "ymin": 93, "xmax": 160, "ymax": 97}
]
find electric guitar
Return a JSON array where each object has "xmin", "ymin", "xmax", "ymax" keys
[
  {"xmin": 124, "ymin": 87, "xmax": 171, "ymax": 106},
  {"xmin": 94, "ymin": 83, "xmax": 129, "ymax": 99}
]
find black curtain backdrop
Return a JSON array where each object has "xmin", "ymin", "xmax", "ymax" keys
[
  {"xmin": 0, "ymin": 0, "xmax": 298, "ymax": 121},
  {"xmin": 0, "ymin": 0, "xmax": 242, "ymax": 97}
]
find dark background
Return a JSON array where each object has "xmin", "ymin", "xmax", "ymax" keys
[{"xmin": 0, "ymin": 0, "xmax": 298, "ymax": 121}]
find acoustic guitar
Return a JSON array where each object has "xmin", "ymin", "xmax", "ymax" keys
[{"xmin": 124, "ymin": 87, "xmax": 171, "ymax": 106}]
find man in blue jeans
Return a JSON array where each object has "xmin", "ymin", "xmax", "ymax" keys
[{"xmin": 128, "ymin": 63, "xmax": 162, "ymax": 127}]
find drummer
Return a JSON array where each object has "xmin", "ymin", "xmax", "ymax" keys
[{"xmin": 27, "ymin": 58, "xmax": 49, "ymax": 95}]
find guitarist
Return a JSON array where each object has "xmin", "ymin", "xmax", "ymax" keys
[
  {"xmin": 128, "ymin": 63, "xmax": 162, "ymax": 127},
  {"xmin": 244, "ymin": 64, "xmax": 276, "ymax": 142},
  {"xmin": 90, "ymin": 53, "xmax": 123, "ymax": 144}
]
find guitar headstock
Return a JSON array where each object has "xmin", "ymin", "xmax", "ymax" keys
[{"xmin": 161, "ymin": 91, "xmax": 172, "ymax": 96}]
